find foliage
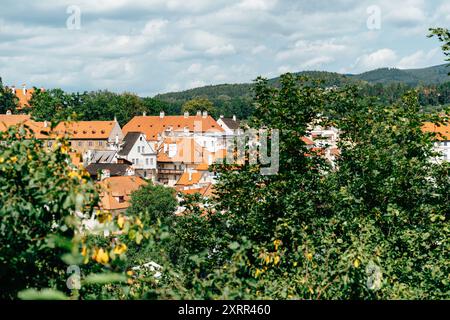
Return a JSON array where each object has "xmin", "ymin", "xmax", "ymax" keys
[
  {"xmin": 137, "ymin": 75, "xmax": 450, "ymax": 300},
  {"xmin": 127, "ymin": 183, "xmax": 178, "ymax": 225},
  {"xmin": 0, "ymin": 125, "xmax": 98, "ymax": 299},
  {"xmin": 0, "ymin": 78, "xmax": 18, "ymax": 114},
  {"xmin": 182, "ymin": 97, "xmax": 216, "ymax": 117},
  {"xmin": 429, "ymin": 28, "xmax": 450, "ymax": 68}
]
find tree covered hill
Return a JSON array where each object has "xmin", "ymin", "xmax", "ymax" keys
[
  {"xmin": 351, "ymin": 64, "xmax": 450, "ymax": 85},
  {"xmin": 155, "ymin": 64, "xmax": 450, "ymax": 103}
]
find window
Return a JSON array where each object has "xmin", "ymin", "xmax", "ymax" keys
[
  {"xmin": 78, "ymin": 141, "xmax": 82, "ymax": 147},
  {"xmin": 135, "ymin": 159, "xmax": 139, "ymax": 165},
  {"xmin": 88, "ymin": 141, "xmax": 93, "ymax": 147},
  {"xmin": 137, "ymin": 146, "xmax": 140, "ymax": 153},
  {"xmin": 150, "ymin": 158, "xmax": 154, "ymax": 166},
  {"xmin": 48, "ymin": 141, "xmax": 53, "ymax": 147},
  {"xmin": 145, "ymin": 158, "xmax": 149, "ymax": 165},
  {"xmin": 98, "ymin": 141, "xmax": 103, "ymax": 146}
]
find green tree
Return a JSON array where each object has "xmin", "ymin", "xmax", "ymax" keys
[
  {"xmin": 429, "ymin": 28, "xmax": 450, "ymax": 68},
  {"xmin": 0, "ymin": 125, "xmax": 98, "ymax": 299},
  {"xmin": 182, "ymin": 97, "xmax": 216, "ymax": 117},
  {"xmin": 0, "ymin": 78, "xmax": 18, "ymax": 114},
  {"xmin": 28, "ymin": 88, "xmax": 83, "ymax": 122},
  {"xmin": 127, "ymin": 183, "xmax": 177, "ymax": 225}
]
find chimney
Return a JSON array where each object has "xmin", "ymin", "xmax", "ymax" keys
[
  {"xmin": 184, "ymin": 111, "xmax": 189, "ymax": 118},
  {"xmin": 160, "ymin": 111, "xmax": 165, "ymax": 118},
  {"xmin": 143, "ymin": 111, "xmax": 147, "ymax": 116},
  {"xmin": 113, "ymin": 116, "xmax": 117, "ymax": 122},
  {"xmin": 6, "ymin": 110, "xmax": 12, "ymax": 115},
  {"xmin": 233, "ymin": 115, "xmax": 236, "ymax": 122},
  {"xmin": 22, "ymin": 84, "xmax": 27, "ymax": 95},
  {"xmin": 220, "ymin": 115, "xmax": 224, "ymax": 119},
  {"xmin": 202, "ymin": 111, "xmax": 208, "ymax": 118},
  {"xmin": 11, "ymin": 86, "xmax": 15, "ymax": 94},
  {"xmin": 188, "ymin": 169, "xmax": 192, "ymax": 181},
  {"xmin": 196, "ymin": 110, "xmax": 201, "ymax": 116},
  {"xmin": 44, "ymin": 120, "xmax": 49, "ymax": 128}
]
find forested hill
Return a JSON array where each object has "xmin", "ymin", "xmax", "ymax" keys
[
  {"xmin": 155, "ymin": 64, "xmax": 449, "ymax": 103},
  {"xmin": 350, "ymin": 64, "xmax": 450, "ymax": 85}
]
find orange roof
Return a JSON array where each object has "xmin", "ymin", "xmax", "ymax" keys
[
  {"xmin": 0, "ymin": 115, "xmax": 119, "ymax": 140},
  {"xmin": 330, "ymin": 147, "xmax": 340, "ymax": 156},
  {"xmin": 54, "ymin": 121, "xmax": 117, "ymax": 140},
  {"xmin": 176, "ymin": 171, "xmax": 203, "ymax": 186},
  {"xmin": 123, "ymin": 115, "xmax": 224, "ymax": 141},
  {"xmin": 0, "ymin": 114, "xmax": 50, "ymax": 139},
  {"xmin": 13, "ymin": 87, "xmax": 35, "ymax": 109},
  {"xmin": 98, "ymin": 176, "xmax": 147, "ymax": 210},
  {"xmin": 301, "ymin": 136, "xmax": 315, "ymax": 145},
  {"xmin": 157, "ymin": 137, "xmax": 205, "ymax": 163},
  {"xmin": 69, "ymin": 152, "xmax": 82, "ymax": 166},
  {"xmin": 422, "ymin": 122, "xmax": 450, "ymax": 141},
  {"xmin": 196, "ymin": 163, "xmax": 210, "ymax": 171},
  {"xmin": 178, "ymin": 183, "xmax": 214, "ymax": 197}
]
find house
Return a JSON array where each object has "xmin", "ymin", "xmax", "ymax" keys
[
  {"xmin": 85, "ymin": 163, "xmax": 135, "ymax": 180},
  {"xmin": 177, "ymin": 182, "xmax": 214, "ymax": 198},
  {"xmin": 98, "ymin": 176, "xmax": 147, "ymax": 214},
  {"xmin": 309, "ymin": 125, "xmax": 339, "ymax": 148},
  {"xmin": 156, "ymin": 137, "xmax": 205, "ymax": 186},
  {"xmin": 52, "ymin": 120, "xmax": 123, "ymax": 156},
  {"xmin": 117, "ymin": 132, "xmax": 157, "ymax": 180},
  {"xmin": 0, "ymin": 113, "xmax": 50, "ymax": 138},
  {"xmin": 217, "ymin": 115, "xmax": 243, "ymax": 136},
  {"xmin": 122, "ymin": 111, "xmax": 226, "ymax": 153},
  {"xmin": 422, "ymin": 122, "xmax": 450, "ymax": 162},
  {"xmin": 8, "ymin": 84, "xmax": 36, "ymax": 110}
]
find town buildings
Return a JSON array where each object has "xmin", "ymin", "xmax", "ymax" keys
[
  {"xmin": 422, "ymin": 122, "xmax": 450, "ymax": 163},
  {"xmin": 117, "ymin": 132, "xmax": 157, "ymax": 181}
]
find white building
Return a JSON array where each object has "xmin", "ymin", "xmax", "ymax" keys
[
  {"xmin": 117, "ymin": 132, "xmax": 157, "ymax": 181},
  {"xmin": 122, "ymin": 111, "xmax": 227, "ymax": 155}
]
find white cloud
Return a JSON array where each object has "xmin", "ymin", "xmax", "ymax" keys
[
  {"xmin": 397, "ymin": 48, "xmax": 441, "ymax": 69},
  {"xmin": 0, "ymin": 0, "xmax": 448, "ymax": 95},
  {"xmin": 354, "ymin": 48, "xmax": 398, "ymax": 71}
]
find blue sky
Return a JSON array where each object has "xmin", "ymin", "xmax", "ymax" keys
[{"xmin": 0, "ymin": 0, "xmax": 449, "ymax": 96}]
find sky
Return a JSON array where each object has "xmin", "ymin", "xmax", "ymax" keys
[{"xmin": 0, "ymin": 0, "xmax": 449, "ymax": 96}]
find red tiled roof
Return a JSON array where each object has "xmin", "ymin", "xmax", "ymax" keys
[
  {"xmin": 422, "ymin": 122, "xmax": 450, "ymax": 141},
  {"xmin": 54, "ymin": 121, "xmax": 117, "ymax": 140},
  {"xmin": 123, "ymin": 115, "xmax": 224, "ymax": 141},
  {"xmin": 98, "ymin": 176, "xmax": 147, "ymax": 210}
]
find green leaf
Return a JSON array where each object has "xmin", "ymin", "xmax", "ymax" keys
[
  {"xmin": 18, "ymin": 289, "xmax": 69, "ymax": 300},
  {"xmin": 83, "ymin": 273, "xmax": 127, "ymax": 285}
]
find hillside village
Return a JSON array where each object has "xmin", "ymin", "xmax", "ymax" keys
[{"xmin": 1, "ymin": 84, "xmax": 449, "ymax": 216}]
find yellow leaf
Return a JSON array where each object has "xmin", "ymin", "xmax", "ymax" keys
[
  {"xmin": 113, "ymin": 243, "xmax": 127, "ymax": 255},
  {"xmin": 117, "ymin": 215, "xmax": 125, "ymax": 229},
  {"xmin": 353, "ymin": 259, "xmax": 360, "ymax": 268},
  {"xmin": 274, "ymin": 256, "xmax": 280, "ymax": 265}
]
